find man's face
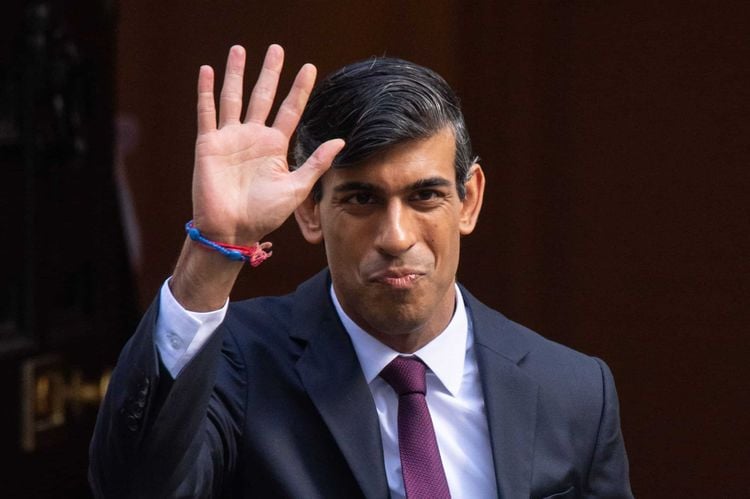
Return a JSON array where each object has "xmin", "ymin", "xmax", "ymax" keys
[{"xmin": 296, "ymin": 128, "xmax": 484, "ymax": 352}]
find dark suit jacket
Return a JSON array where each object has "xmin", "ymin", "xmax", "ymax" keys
[{"xmin": 89, "ymin": 269, "xmax": 632, "ymax": 498}]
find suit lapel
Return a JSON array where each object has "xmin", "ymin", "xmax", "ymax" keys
[
  {"xmin": 290, "ymin": 271, "xmax": 389, "ymax": 499},
  {"xmin": 462, "ymin": 287, "xmax": 539, "ymax": 499},
  {"xmin": 288, "ymin": 274, "xmax": 539, "ymax": 498}
]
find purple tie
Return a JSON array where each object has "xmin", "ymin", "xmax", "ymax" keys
[{"xmin": 380, "ymin": 356, "xmax": 451, "ymax": 499}]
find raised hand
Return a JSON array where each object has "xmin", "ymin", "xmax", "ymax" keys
[
  {"xmin": 171, "ymin": 45, "xmax": 343, "ymax": 310},
  {"xmin": 191, "ymin": 44, "xmax": 344, "ymax": 245}
]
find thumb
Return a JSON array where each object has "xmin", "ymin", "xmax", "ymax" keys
[{"xmin": 291, "ymin": 138, "xmax": 345, "ymax": 191}]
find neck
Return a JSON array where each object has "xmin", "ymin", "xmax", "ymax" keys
[{"xmin": 333, "ymin": 284, "xmax": 458, "ymax": 354}]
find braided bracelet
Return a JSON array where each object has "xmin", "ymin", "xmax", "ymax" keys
[{"xmin": 185, "ymin": 221, "xmax": 272, "ymax": 267}]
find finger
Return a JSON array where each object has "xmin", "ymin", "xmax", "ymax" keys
[
  {"xmin": 272, "ymin": 63, "xmax": 317, "ymax": 138},
  {"xmin": 245, "ymin": 44, "xmax": 284, "ymax": 125},
  {"xmin": 196, "ymin": 65, "xmax": 216, "ymax": 135},
  {"xmin": 291, "ymin": 139, "xmax": 345, "ymax": 194},
  {"xmin": 218, "ymin": 45, "xmax": 246, "ymax": 127}
]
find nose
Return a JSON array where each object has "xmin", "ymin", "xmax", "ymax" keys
[{"xmin": 375, "ymin": 200, "xmax": 416, "ymax": 257}]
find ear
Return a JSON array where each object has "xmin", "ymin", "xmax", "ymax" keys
[
  {"xmin": 294, "ymin": 192, "xmax": 324, "ymax": 244},
  {"xmin": 459, "ymin": 163, "xmax": 485, "ymax": 235}
]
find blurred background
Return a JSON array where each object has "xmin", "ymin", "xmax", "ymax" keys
[{"xmin": 1, "ymin": 0, "xmax": 747, "ymax": 497}]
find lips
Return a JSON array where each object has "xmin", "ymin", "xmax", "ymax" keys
[{"xmin": 368, "ymin": 268, "xmax": 425, "ymax": 289}]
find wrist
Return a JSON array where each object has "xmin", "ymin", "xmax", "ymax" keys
[
  {"xmin": 185, "ymin": 220, "xmax": 272, "ymax": 266},
  {"xmin": 171, "ymin": 237, "xmax": 244, "ymax": 311},
  {"xmin": 189, "ymin": 215, "xmax": 265, "ymax": 247}
]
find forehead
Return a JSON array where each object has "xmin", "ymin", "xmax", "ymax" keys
[{"xmin": 323, "ymin": 128, "xmax": 456, "ymax": 192}]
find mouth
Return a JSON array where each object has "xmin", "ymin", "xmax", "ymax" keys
[{"xmin": 368, "ymin": 269, "xmax": 425, "ymax": 289}]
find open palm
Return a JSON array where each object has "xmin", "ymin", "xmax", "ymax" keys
[{"xmin": 191, "ymin": 45, "xmax": 343, "ymax": 245}]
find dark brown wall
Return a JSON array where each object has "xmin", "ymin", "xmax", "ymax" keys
[{"xmin": 115, "ymin": 2, "xmax": 749, "ymax": 496}]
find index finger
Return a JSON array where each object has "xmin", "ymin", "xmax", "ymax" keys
[{"xmin": 272, "ymin": 63, "xmax": 317, "ymax": 138}]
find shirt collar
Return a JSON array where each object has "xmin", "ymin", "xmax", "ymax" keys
[{"xmin": 330, "ymin": 284, "xmax": 468, "ymax": 396}]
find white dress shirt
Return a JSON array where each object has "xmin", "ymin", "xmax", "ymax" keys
[
  {"xmin": 330, "ymin": 285, "xmax": 497, "ymax": 499},
  {"xmin": 154, "ymin": 279, "xmax": 228, "ymax": 377},
  {"xmin": 155, "ymin": 279, "xmax": 497, "ymax": 498}
]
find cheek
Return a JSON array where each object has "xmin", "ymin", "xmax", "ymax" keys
[
  {"xmin": 424, "ymin": 218, "xmax": 460, "ymax": 258},
  {"xmin": 322, "ymin": 223, "xmax": 368, "ymax": 267}
]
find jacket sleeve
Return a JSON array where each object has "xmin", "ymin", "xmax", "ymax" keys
[
  {"xmin": 88, "ymin": 296, "xmax": 245, "ymax": 498},
  {"xmin": 584, "ymin": 358, "xmax": 634, "ymax": 498}
]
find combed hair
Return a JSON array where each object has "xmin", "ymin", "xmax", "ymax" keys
[{"xmin": 293, "ymin": 57, "xmax": 477, "ymax": 200}]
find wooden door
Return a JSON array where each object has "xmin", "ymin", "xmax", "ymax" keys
[{"xmin": 0, "ymin": 2, "xmax": 136, "ymax": 496}]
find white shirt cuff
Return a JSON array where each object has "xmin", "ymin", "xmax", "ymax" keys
[{"xmin": 154, "ymin": 277, "xmax": 229, "ymax": 378}]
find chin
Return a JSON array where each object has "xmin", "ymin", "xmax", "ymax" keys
[{"xmin": 365, "ymin": 305, "xmax": 428, "ymax": 337}]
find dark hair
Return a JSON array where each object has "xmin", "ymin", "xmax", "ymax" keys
[{"xmin": 293, "ymin": 57, "xmax": 477, "ymax": 201}]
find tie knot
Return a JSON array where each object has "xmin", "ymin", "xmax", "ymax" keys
[{"xmin": 380, "ymin": 356, "xmax": 427, "ymax": 395}]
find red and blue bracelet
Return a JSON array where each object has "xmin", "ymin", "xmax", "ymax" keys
[{"xmin": 185, "ymin": 220, "xmax": 272, "ymax": 267}]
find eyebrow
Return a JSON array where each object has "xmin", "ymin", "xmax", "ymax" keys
[
  {"xmin": 410, "ymin": 177, "xmax": 453, "ymax": 190},
  {"xmin": 333, "ymin": 181, "xmax": 377, "ymax": 193},
  {"xmin": 332, "ymin": 176, "xmax": 453, "ymax": 194}
]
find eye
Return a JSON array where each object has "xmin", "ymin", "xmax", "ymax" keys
[
  {"xmin": 411, "ymin": 190, "xmax": 444, "ymax": 202},
  {"xmin": 344, "ymin": 192, "xmax": 376, "ymax": 205}
]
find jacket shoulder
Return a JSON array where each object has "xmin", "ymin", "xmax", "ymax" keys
[{"xmin": 462, "ymin": 286, "xmax": 612, "ymax": 400}]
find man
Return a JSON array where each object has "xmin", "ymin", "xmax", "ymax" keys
[{"xmin": 89, "ymin": 44, "xmax": 633, "ymax": 498}]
